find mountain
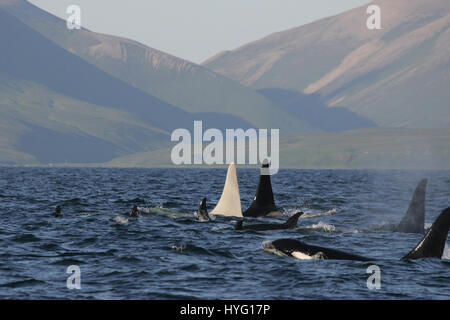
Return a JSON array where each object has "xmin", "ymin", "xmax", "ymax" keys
[
  {"xmin": 103, "ymin": 127, "xmax": 450, "ymax": 170},
  {"xmin": 257, "ymin": 88, "xmax": 376, "ymax": 132},
  {"xmin": 1, "ymin": 0, "xmax": 448, "ymax": 169},
  {"xmin": 2, "ymin": 0, "xmax": 314, "ymax": 135},
  {"xmin": 204, "ymin": 0, "xmax": 450, "ymax": 128},
  {"xmin": 0, "ymin": 6, "xmax": 256, "ymax": 164}
]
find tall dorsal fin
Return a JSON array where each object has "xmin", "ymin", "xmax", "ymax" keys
[
  {"xmin": 243, "ymin": 160, "xmax": 277, "ymax": 217},
  {"xmin": 395, "ymin": 179, "xmax": 427, "ymax": 234},
  {"xmin": 210, "ymin": 163, "xmax": 243, "ymax": 217},
  {"xmin": 402, "ymin": 207, "xmax": 450, "ymax": 259}
]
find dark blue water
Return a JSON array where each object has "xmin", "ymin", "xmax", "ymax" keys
[{"xmin": 0, "ymin": 167, "xmax": 449, "ymax": 299}]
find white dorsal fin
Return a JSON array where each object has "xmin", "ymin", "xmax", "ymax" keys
[{"xmin": 210, "ymin": 162, "xmax": 243, "ymax": 217}]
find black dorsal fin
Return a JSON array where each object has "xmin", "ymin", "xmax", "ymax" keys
[
  {"xmin": 199, "ymin": 198, "xmax": 207, "ymax": 211},
  {"xmin": 395, "ymin": 179, "xmax": 427, "ymax": 234},
  {"xmin": 402, "ymin": 207, "xmax": 450, "ymax": 259},
  {"xmin": 234, "ymin": 220, "xmax": 244, "ymax": 230},
  {"xmin": 243, "ymin": 160, "xmax": 277, "ymax": 217},
  {"xmin": 284, "ymin": 212, "xmax": 303, "ymax": 228}
]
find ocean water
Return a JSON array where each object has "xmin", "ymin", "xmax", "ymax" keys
[{"xmin": 0, "ymin": 167, "xmax": 449, "ymax": 300}]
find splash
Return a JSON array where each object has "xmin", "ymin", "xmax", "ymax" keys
[
  {"xmin": 112, "ymin": 216, "xmax": 129, "ymax": 224},
  {"xmin": 287, "ymin": 208, "xmax": 341, "ymax": 219},
  {"xmin": 301, "ymin": 222, "xmax": 336, "ymax": 233}
]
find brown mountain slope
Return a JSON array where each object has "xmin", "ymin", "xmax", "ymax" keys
[
  {"xmin": 2, "ymin": 0, "xmax": 314, "ymax": 134},
  {"xmin": 204, "ymin": 0, "xmax": 450, "ymax": 128}
]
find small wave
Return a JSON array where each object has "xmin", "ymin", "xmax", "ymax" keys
[
  {"xmin": 138, "ymin": 206, "xmax": 192, "ymax": 219},
  {"xmin": 301, "ymin": 208, "xmax": 341, "ymax": 219},
  {"xmin": 300, "ymin": 222, "xmax": 336, "ymax": 233},
  {"xmin": 50, "ymin": 258, "xmax": 85, "ymax": 266},
  {"xmin": 13, "ymin": 234, "xmax": 41, "ymax": 243},
  {"xmin": 114, "ymin": 197, "xmax": 146, "ymax": 204},
  {"xmin": 0, "ymin": 278, "xmax": 45, "ymax": 288},
  {"xmin": 211, "ymin": 225, "xmax": 229, "ymax": 231},
  {"xmin": 169, "ymin": 244, "xmax": 235, "ymax": 258},
  {"xmin": 63, "ymin": 198, "xmax": 84, "ymax": 205},
  {"xmin": 79, "ymin": 212, "xmax": 97, "ymax": 217},
  {"xmin": 138, "ymin": 206, "xmax": 173, "ymax": 215},
  {"xmin": 112, "ymin": 216, "xmax": 129, "ymax": 224},
  {"xmin": 369, "ymin": 221, "xmax": 397, "ymax": 232},
  {"xmin": 284, "ymin": 207, "xmax": 340, "ymax": 219}
]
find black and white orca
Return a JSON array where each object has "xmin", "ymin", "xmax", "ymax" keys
[
  {"xmin": 263, "ymin": 238, "xmax": 371, "ymax": 261},
  {"xmin": 243, "ymin": 160, "xmax": 282, "ymax": 218},
  {"xmin": 394, "ymin": 179, "xmax": 427, "ymax": 234},
  {"xmin": 264, "ymin": 207, "xmax": 450, "ymax": 261},
  {"xmin": 196, "ymin": 198, "xmax": 211, "ymax": 222},
  {"xmin": 235, "ymin": 212, "xmax": 303, "ymax": 231}
]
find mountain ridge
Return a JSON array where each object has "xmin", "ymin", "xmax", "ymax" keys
[
  {"xmin": 204, "ymin": 0, "xmax": 450, "ymax": 128},
  {"xmin": 3, "ymin": 0, "xmax": 316, "ymax": 134}
]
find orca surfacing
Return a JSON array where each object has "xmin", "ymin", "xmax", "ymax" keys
[
  {"xmin": 196, "ymin": 198, "xmax": 211, "ymax": 222},
  {"xmin": 243, "ymin": 160, "xmax": 281, "ymax": 217},
  {"xmin": 235, "ymin": 212, "xmax": 303, "ymax": 231},
  {"xmin": 264, "ymin": 207, "xmax": 450, "ymax": 261}
]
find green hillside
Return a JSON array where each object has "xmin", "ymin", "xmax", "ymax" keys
[
  {"xmin": 204, "ymin": 0, "xmax": 450, "ymax": 128},
  {"xmin": 99, "ymin": 128, "xmax": 450, "ymax": 170},
  {"xmin": 3, "ymin": 0, "xmax": 315, "ymax": 135}
]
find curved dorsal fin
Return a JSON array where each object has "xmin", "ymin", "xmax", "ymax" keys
[
  {"xmin": 284, "ymin": 212, "xmax": 303, "ymax": 228},
  {"xmin": 402, "ymin": 207, "xmax": 450, "ymax": 259},
  {"xmin": 395, "ymin": 179, "xmax": 427, "ymax": 234},
  {"xmin": 210, "ymin": 163, "xmax": 243, "ymax": 217}
]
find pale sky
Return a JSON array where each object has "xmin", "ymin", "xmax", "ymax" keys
[{"xmin": 29, "ymin": 0, "xmax": 371, "ymax": 64}]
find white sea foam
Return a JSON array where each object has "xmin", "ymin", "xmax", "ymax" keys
[
  {"xmin": 112, "ymin": 216, "xmax": 129, "ymax": 224},
  {"xmin": 299, "ymin": 208, "xmax": 341, "ymax": 219},
  {"xmin": 301, "ymin": 222, "xmax": 336, "ymax": 233}
]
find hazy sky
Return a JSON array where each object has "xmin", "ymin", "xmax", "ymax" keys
[{"xmin": 29, "ymin": 0, "xmax": 370, "ymax": 64}]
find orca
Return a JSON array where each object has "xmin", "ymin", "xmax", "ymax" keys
[
  {"xmin": 53, "ymin": 205, "xmax": 63, "ymax": 217},
  {"xmin": 263, "ymin": 207, "xmax": 450, "ymax": 261},
  {"xmin": 209, "ymin": 162, "xmax": 243, "ymax": 218},
  {"xmin": 263, "ymin": 238, "xmax": 372, "ymax": 261},
  {"xmin": 243, "ymin": 160, "xmax": 282, "ymax": 217},
  {"xmin": 235, "ymin": 212, "xmax": 303, "ymax": 231},
  {"xmin": 402, "ymin": 207, "xmax": 450, "ymax": 259},
  {"xmin": 196, "ymin": 198, "xmax": 211, "ymax": 222},
  {"xmin": 130, "ymin": 205, "xmax": 139, "ymax": 217},
  {"xmin": 394, "ymin": 179, "xmax": 427, "ymax": 234}
]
